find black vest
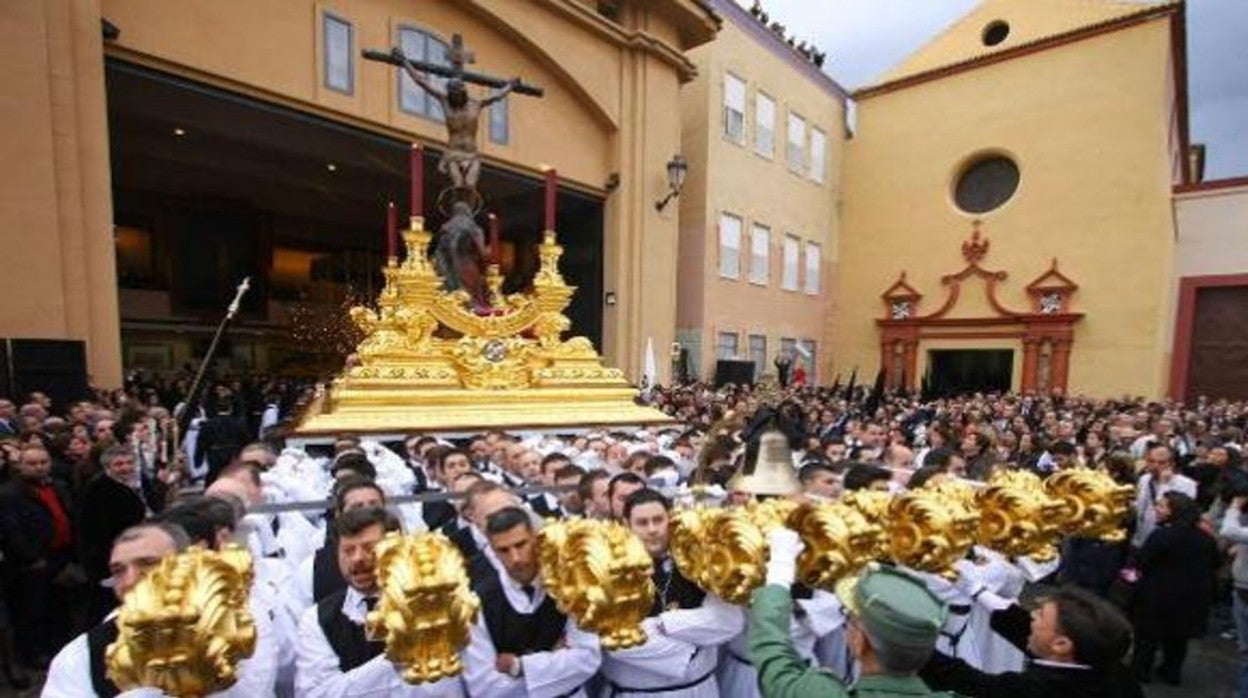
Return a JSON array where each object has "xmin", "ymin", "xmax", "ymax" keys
[
  {"xmin": 650, "ymin": 557, "xmax": 706, "ymax": 616},
  {"xmin": 315, "ymin": 589, "xmax": 385, "ymax": 672},
  {"xmin": 448, "ymin": 524, "xmax": 480, "ymax": 562},
  {"xmin": 87, "ymin": 619, "xmax": 121, "ymax": 698},
  {"xmin": 475, "ymin": 571, "xmax": 566, "ymax": 655},
  {"xmin": 422, "ymin": 499, "xmax": 456, "ymax": 531},
  {"xmin": 312, "ymin": 541, "xmax": 347, "ymax": 604}
]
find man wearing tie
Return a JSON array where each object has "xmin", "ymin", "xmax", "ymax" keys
[{"xmin": 295, "ymin": 506, "xmax": 464, "ymax": 697}]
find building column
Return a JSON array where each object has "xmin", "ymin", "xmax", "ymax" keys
[
  {"xmin": 1051, "ymin": 339, "xmax": 1073, "ymax": 393},
  {"xmin": 1020, "ymin": 337, "xmax": 1040, "ymax": 392},
  {"xmin": 0, "ymin": 0, "xmax": 122, "ymax": 388},
  {"xmin": 902, "ymin": 340, "xmax": 918, "ymax": 390}
]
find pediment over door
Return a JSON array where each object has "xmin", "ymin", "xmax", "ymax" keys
[{"xmin": 876, "ymin": 222, "xmax": 1083, "ymax": 393}]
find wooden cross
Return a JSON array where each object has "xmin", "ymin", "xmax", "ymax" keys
[{"xmin": 362, "ymin": 33, "xmax": 543, "ymax": 97}]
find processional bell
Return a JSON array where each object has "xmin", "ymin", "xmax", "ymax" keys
[{"xmin": 726, "ymin": 429, "xmax": 802, "ymax": 496}]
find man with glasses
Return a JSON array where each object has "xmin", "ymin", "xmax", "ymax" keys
[{"xmin": 1132, "ymin": 444, "xmax": 1197, "ymax": 550}]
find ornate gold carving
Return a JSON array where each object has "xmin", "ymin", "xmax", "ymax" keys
[
  {"xmin": 788, "ymin": 502, "xmax": 885, "ymax": 593},
  {"xmin": 976, "ymin": 470, "xmax": 1065, "ymax": 561},
  {"xmin": 366, "ymin": 532, "xmax": 479, "ymax": 684},
  {"xmin": 887, "ymin": 486, "xmax": 980, "ymax": 580},
  {"xmin": 539, "ymin": 519, "xmax": 654, "ymax": 650},
  {"xmin": 1045, "ymin": 467, "xmax": 1135, "ymax": 542},
  {"xmin": 295, "ymin": 217, "xmax": 673, "ymax": 434},
  {"xmin": 106, "ymin": 546, "xmax": 257, "ymax": 697}
]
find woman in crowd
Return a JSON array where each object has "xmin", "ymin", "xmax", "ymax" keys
[{"xmin": 1130, "ymin": 491, "xmax": 1219, "ymax": 685}]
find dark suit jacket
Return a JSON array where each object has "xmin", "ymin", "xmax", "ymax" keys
[
  {"xmin": 0, "ymin": 480, "xmax": 74, "ymax": 568},
  {"xmin": 1134, "ymin": 523, "xmax": 1219, "ymax": 637},
  {"xmin": 422, "ymin": 498, "xmax": 456, "ymax": 532},
  {"xmin": 77, "ymin": 474, "xmax": 151, "ymax": 582},
  {"xmin": 920, "ymin": 604, "xmax": 1143, "ymax": 698},
  {"xmin": 529, "ymin": 494, "xmax": 564, "ymax": 520}
]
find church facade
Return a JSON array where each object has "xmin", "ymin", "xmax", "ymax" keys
[{"xmin": 833, "ymin": 0, "xmax": 1196, "ymax": 398}]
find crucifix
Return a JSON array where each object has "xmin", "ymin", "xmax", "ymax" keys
[{"xmin": 363, "ymin": 34, "xmax": 543, "ymax": 193}]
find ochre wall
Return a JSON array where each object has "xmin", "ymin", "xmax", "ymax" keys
[
  {"xmin": 0, "ymin": 0, "xmax": 122, "ymax": 387},
  {"xmin": 837, "ymin": 19, "xmax": 1179, "ymax": 397},
  {"xmin": 677, "ymin": 6, "xmax": 845, "ymax": 381}
]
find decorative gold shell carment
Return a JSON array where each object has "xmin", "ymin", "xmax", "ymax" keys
[{"xmin": 106, "ymin": 546, "xmax": 257, "ymax": 698}]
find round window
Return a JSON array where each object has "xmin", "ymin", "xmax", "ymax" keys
[
  {"xmin": 954, "ymin": 155, "xmax": 1020, "ymax": 214},
  {"xmin": 982, "ymin": 20, "xmax": 1010, "ymax": 46}
]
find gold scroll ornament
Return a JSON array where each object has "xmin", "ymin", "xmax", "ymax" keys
[
  {"xmin": 106, "ymin": 546, "xmax": 257, "ymax": 698},
  {"xmin": 670, "ymin": 469, "xmax": 1133, "ymax": 597},
  {"xmin": 1045, "ymin": 467, "xmax": 1135, "ymax": 542},
  {"xmin": 976, "ymin": 470, "xmax": 1066, "ymax": 561},
  {"xmin": 539, "ymin": 519, "xmax": 654, "ymax": 650},
  {"xmin": 366, "ymin": 532, "xmax": 480, "ymax": 684}
]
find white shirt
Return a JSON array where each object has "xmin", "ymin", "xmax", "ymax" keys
[
  {"xmin": 45, "ymin": 593, "xmax": 279, "ymax": 698},
  {"xmin": 462, "ymin": 575, "xmax": 601, "ymax": 698},
  {"xmin": 1132, "ymin": 471, "xmax": 1198, "ymax": 547},
  {"xmin": 295, "ymin": 587, "xmax": 465, "ymax": 698}
]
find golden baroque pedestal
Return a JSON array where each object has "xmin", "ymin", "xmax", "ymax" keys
[{"xmin": 295, "ymin": 217, "xmax": 672, "ymax": 434}]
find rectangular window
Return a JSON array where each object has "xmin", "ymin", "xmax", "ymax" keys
[
  {"xmin": 719, "ymin": 213, "xmax": 742, "ymax": 279},
  {"xmin": 398, "ymin": 27, "xmax": 448, "ymax": 121},
  {"xmin": 749, "ymin": 224, "xmax": 770, "ymax": 285},
  {"xmin": 804, "ymin": 241, "xmax": 821, "ymax": 294},
  {"xmin": 323, "ymin": 13, "xmax": 353, "ymax": 94},
  {"xmin": 717, "ymin": 332, "xmax": 740, "ymax": 360},
  {"xmin": 749, "ymin": 334, "xmax": 767, "ymax": 379},
  {"xmin": 799, "ymin": 339, "xmax": 818, "ymax": 384},
  {"xmin": 489, "ymin": 95, "xmax": 509, "ymax": 145},
  {"xmin": 787, "ymin": 112, "xmax": 806, "ymax": 173},
  {"xmin": 723, "ymin": 73, "xmax": 746, "ymax": 144},
  {"xmin": 754, "ymin": 93, "xmax": 775, "ymax": 157},
  {"xmin": 810, "ymin": 128, "xmax": 826, "ymax": 183},
  {"xmin": 782, "ymin": 234, "xmax": 800, "ymax": 290},
  {"xmin": 780, "ymin": 337, "xmax": 797, "ymax": 358}
]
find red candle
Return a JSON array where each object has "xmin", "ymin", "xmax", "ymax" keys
[
  {"xmin": 386, "ymin": 201, "xmax": 397, "ymax": 259},
  {"xmin": 488, "ymin": 213, "xmax": 500, "ymax": 265},
  {"xmin": 543, "ymin": 167, "xmax": 557, "ymax": 231},
  {"xmin": 410, "ymin": 144, "xmax": 424, "ymax": 217}
]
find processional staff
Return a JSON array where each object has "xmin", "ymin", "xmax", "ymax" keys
[{"xmin": 174, "ymin": 277, "xmax": 251, "ymax": 447}]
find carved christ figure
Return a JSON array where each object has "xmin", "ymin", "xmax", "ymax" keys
[{"xmin": 392, "ymin": 47, "xmax": 519, "ymax": 191}]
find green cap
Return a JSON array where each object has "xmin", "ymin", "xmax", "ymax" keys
[{"xmin": 835, "ymin": 563, "xmax": 947, "ymax": 651}]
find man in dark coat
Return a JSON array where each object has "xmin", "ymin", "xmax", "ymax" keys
[
  {"xmin": 920, "ymin": 585, "xmax": 1143, "ymax": 698},
  {"xmin": 78, "ymin": 444, "xmax": 162, "ymax": 624},
  {"xmin": 0, "ymin": 444, "xmax": 78, "ymax": 667},
  {"xmin": 195, "ymin": 395, "xmax": 250, "ymax": 486}
]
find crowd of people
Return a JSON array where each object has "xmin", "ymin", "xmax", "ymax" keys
[{"xmin": 0, "ymin": 372, "xmax": 1245, "ymax": 696}]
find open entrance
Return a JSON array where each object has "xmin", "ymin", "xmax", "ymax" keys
[
  {"xmin": 927, "ymin": 349, "xmax": 1013, "ymax": 397},
  {"xmin": 106, "ymin": 60, "xmax": 604, "ymax": 377}
]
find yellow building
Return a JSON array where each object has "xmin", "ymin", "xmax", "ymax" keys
[
  {"xmin": 676, "ymin": 0, "xmax": 846, "ymax": 383},
  {"xmin": 833, "ymin": 0, "xmax": 1191, "ymax": 398},
  {"xmin": 1, "ymin": 0, "xmax": 717, "ymax": 389}
]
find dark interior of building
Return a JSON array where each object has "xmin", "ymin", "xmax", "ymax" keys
[{"xmin": 106, "ymin": 60, "xmax": 604, "ymax": 371}]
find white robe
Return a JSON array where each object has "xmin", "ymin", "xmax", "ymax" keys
[
  {"xmin": 45, "ymin": 592, "xmax": 279, "ymax": 698},
  {"xmin": 462, "ymin": 575, "xmax": 601, "ymax": 698},
  {"xmin": 600, "ymin": 593, "xmax": 742, "ymax": 697},
  {"xmin": 717, "ymin": 589, "xmax": 846, "ymax": 696},
  {"xmin": 295, "ymin": 586, "xmax": 465, "ymax": 698}
]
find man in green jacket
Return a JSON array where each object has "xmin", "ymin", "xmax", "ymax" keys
[{"xmin": 749, "ymin": 528, "xmax": 959, "ymax": 697}]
